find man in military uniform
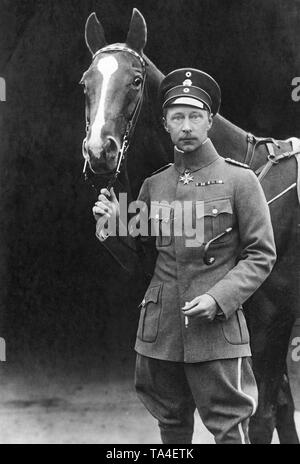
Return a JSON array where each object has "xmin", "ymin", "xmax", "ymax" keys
[{"xmin": 93, "ymin": 68, "xmax": 277, "ymax": 444}]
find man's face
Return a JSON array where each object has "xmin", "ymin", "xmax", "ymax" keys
[{"xmin": 164, "ymin": 105, "xmax": 212, "ymax": 152}]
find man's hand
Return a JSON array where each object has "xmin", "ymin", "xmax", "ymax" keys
[
  {"xmin": 92, "ymin": 187, "xmax": 120, "ymax": 223},
  {"xmin": 182, "ymin": 294, "xmax": 219, "ymax": 322}
]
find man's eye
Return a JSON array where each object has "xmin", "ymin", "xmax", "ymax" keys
[{"xmin": 191, "ymin": 114, "xmax": 201, "ymax": 120}]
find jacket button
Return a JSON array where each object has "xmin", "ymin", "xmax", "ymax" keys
[{"xmin": 212, "ymin": 208, "xmax": 218, "ymax": 215}]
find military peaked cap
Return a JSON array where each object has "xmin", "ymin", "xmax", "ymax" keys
[{"xmin": 159, "ymin": 68, "xmax": 221, "ymax": 116}]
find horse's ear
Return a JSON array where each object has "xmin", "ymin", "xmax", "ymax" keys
[
  {"xmin": 85, "ymin": 12, "xmax": 107, "ymax": 55},
  {"xmin": 126, "ymin": 8, "xmax": 147, "ymax": 53}
]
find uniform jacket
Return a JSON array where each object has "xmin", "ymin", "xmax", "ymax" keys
[{"xmin": 97, "ymin": 139, "xmax": 277, "ymax": 363}]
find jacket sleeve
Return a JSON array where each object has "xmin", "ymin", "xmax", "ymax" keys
[
  {"xmin": 95, "ymin": 178, "xmax": 154, "ymax": 274},
  {"xmin": 206, "ymin": 169, "xmax": 277, "ymax": 319}
]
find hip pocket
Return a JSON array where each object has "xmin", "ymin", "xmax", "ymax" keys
[
  {"xmin": 137, "ymin": 283, "xmax": 163, "ymax": 343},
  {"xmin": 222, "ymin": 308, "xmax": 250, "ymax": 345}
]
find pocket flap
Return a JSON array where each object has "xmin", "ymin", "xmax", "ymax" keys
[
  {"xmin": 197, "ymin": 198, "xmax": 233, "ymax": 218},
  {"xmin": 142, "ymin": 284, "xmax": 162, "ymax": 305}
]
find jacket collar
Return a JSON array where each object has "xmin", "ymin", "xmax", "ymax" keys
[{"xmin": 174, "ymin": 138, "xmax": 220, "ymax": 173}]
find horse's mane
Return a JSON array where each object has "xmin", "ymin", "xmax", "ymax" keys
[
  {"xmin": 126, "ymin": 54, "xmax": 172, "ymax": 195},
  {"xmin": 143, "ymin": 54, "xmax": 165, "ymax": 84}
]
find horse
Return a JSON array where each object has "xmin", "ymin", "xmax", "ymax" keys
[{"xmin": 80, "ymin": 8, "xmax": 300, "ymax": 444}]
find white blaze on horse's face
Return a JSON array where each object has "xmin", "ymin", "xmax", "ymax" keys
[
  {"xmin": 89, "ymin": 56, "xmax": 119, "ymax": 149},
  {"xmin": 82, "ymin": 49, "xmax": 144, "ymax": 174},
  {"xmin": 82, "ymin": 9, "xmax": 147, "ymax": 174}
]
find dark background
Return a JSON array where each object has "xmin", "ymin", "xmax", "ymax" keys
[{"xmin": 0, "ymin": 0, "xmax": 300, "ymax": 376}]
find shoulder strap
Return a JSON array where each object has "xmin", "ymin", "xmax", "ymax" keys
[
  {"xmin": 150, "ymin": 163, "xmax": 173, "ymax": 176},
  {"xmin": 225, "ymin": 158, "xmax": 250, "ymax": 169}
]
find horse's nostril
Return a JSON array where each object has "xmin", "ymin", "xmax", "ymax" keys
[{"xmin": 105, "ymin": 137, "xmax": 119, "ymax": 157}]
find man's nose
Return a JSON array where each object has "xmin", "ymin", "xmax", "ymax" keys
[{"xmin": 182, "ymin": 117, "xmax": 192, "ymax": 132}]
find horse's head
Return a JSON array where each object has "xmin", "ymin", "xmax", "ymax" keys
[{"xmin": 80, "ymin": 9, "xmax": 147, "ymax": 175}]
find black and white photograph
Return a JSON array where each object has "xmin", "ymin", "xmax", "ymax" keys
[{"xmin": 0, "ymin": 0, "xmax": 300, "ymax": 446}]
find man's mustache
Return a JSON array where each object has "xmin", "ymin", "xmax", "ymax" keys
[{"xmin": 179, "ymin": 136, "xmax": 197, "ymax": 141}]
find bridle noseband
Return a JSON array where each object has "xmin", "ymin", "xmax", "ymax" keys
[{"xmin": 82, "ymin": 44, "xmax": 147, "ymax": 193}]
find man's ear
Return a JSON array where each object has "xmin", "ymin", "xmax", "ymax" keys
[
  {"xmin": 162, "ymin": 117, "xmax": 169, "ymax": 132},
  {"xmin": 207, "ymin": 113, "xmax": 213, "ymax": 131}
]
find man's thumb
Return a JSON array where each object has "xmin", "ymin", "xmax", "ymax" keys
[{"xmin": 110, "ymin": 187, "xmax": 118, "ymax": 203}]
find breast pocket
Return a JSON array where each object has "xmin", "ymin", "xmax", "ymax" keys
[
  {"xmin": 150, "ymin": 204, "xmax": 173, "ymax": 247},
  {"xmin": 137, "ymin": 283, "xmax": 163, "ymax": 343},
  {"xmin": 198, "ymin": 197, "xmax": 233, "ymax": 243}
]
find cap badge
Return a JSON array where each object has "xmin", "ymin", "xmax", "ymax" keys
[{"xmin": 183, "ymin": 79, "xmax": 192, "ymax": 86}]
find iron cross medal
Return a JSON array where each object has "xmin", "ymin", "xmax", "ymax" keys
[{"xmin": 179, "ymin": 170, "xmax": 194, "ymax": 185}]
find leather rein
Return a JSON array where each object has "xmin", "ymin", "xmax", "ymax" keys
[{"xmin": 82, "ymin": 45, "xmax": 147, "ymax": 193}]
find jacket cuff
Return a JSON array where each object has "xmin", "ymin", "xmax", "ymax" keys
[{"xmin": 206, "ymin": 287, "xmax": 240, "ymax": 320}]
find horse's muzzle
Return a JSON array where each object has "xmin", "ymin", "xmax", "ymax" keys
[{"xmin": 87, "ymin": 136, "xmax": 120, "ymax": 173}]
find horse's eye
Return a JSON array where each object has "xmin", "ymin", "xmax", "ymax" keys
[{"xmin": 133, "ymin": 76, "xmax": 143, "ymax": 87}]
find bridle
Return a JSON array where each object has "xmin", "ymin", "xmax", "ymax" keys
[{"xmin": 82, "ymin": 44, "xmax": 147, "ymax": 193}]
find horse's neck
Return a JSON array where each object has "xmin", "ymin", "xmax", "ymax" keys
[
  {"xmin": 142, "ymin": 56, "xmax": 172, "ymax": 162},
  {"xmin": 210, "ymin": 115, "xmax": 249, "ymax": 162}
]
